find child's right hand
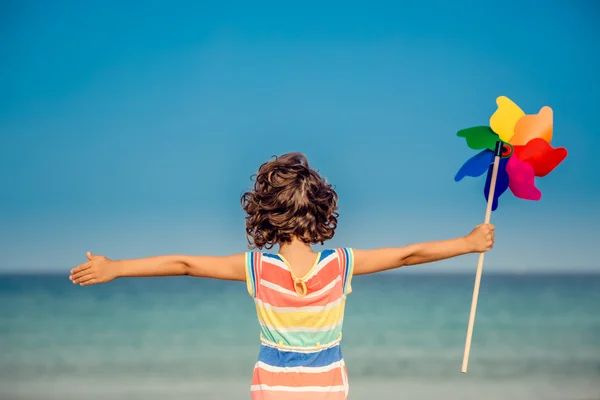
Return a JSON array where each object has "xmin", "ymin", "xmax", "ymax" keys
[
  {"xmin": 465, "ymin": 224, "xmax": 495, "ymax": 253},
  {"xmin": 69, "ymin": 251, "xmax": 117, "ymax": 286}
]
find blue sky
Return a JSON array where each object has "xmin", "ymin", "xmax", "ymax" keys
[{"xmin": 1, "ymin": 0, "xmax": 598, "ymax": 272}]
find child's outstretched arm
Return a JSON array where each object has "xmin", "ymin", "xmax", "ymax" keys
[
  {"xmin": 353, "ymin": 224, "xmax": 495, "ymax": 275},
  {"xmin": 69, "ymin": 252, "xmax": 246, "ymax": 286}
]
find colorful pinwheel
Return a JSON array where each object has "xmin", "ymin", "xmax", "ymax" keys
[
  {"xmin": 455, "ymin": 96, "xmax": 568, "ymax": 375},
  {"xmin": 454, "ymin": 96, "xmax": 568, "ymax": 210}
]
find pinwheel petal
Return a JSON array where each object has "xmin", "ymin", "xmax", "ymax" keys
[
  {"xmin": 484, "ymin": 158, "xmax": 509, "ymax": 211},
  {"xmin": 511, "ymin": 106, "xmax": 553, "ymax": 146},
  {"xmin": 489, "ymin": 96, "xmax": 525, "ymax": 142},
  {"xmin": 454, "ymin": 149, "xmax": 495, "ymax": 181},
  {"xmin": 506, "ymin": 155, "xmax": 541, "ymax": 201},
  {"xmin": 457, "ymin": 126, "xmax": 499, "ymax": 151},
  {"xmin": 513, "ymin": 137, "xmax": 567, "ymax": 177}
]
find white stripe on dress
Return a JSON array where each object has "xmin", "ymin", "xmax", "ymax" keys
[
  {"xmin": 254, "ymin": 360, "xmax": 345, "ymax": 374},
  {"xmin": 259, "ymin": 319, "xmax": 343, "ymax": 333},
  {"xmin": 250, "ymin": 384, "xmax": 346, "ymax": 392},
  {"xmin": 254, "ymin": 296, "xmax": 345, "ymax": 313}
]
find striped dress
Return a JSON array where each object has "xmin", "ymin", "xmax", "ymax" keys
[{"xmin": 244, "ymin": 248, "xmax": 355, "ymax": 400}]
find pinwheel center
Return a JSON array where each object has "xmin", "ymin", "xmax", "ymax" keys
[{"xmin": 500, "ymin": 143, "xmax": 514, "ymax": 158}]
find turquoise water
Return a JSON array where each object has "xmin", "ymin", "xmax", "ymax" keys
[{"xmin": 1, "ymin": 272, "xmax": 599, "ymax": 399}]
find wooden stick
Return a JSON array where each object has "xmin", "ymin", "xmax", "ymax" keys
[{"xmin": 461, "ymin": 144, "xmax": 502, "ymax": 374}]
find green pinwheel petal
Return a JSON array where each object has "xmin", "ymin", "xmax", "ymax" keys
[{"xmin": 457, "ymin": 126, "xmax": 499, "ymax": 151}]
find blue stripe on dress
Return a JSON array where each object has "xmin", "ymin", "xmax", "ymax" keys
[
  {"xmin": 342, "ymin": 248, "xmax": 353, "ymax": 294},
  {"xmin": 247, "ymin": 252, "xmax": 256, "ymax": 297},
  {"xmin": 257, "ymin": 344, "xmax": 343, "ymax": 368}
]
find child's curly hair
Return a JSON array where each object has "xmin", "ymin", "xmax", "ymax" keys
[{"xmin": 241, "ymin": 152, "xmax": 339, "ymax": 250}]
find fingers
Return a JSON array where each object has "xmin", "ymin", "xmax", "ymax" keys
[
  {"xmin": 71, "ymin": 270, "xmax": 93, "ymax": 283},
  {"xmin": 479, "ymin": 223, "xmax": 495, "ymax": 231},
  {"xmin": 488, "ymin": 225, "xmax": 495, "ymax": 244},
  {"xmin": 70, "ymin": 265, "xmax": 92, "ymax": 281},
  {"xmin": 471, "ymin": 224, "xmax": 496, "ymax": 252},
  {"xmin": 86, "ymin": 251, "xmax": 105, "ymax": 261},
  {"xmin": 71, "ymin": 261, "xmax": 91, "ymax": 276},
  {"xmin": 487, "ymin": 230, "xmax": 495, "ymax": 250},
  {"xmin": 70, "ymin": 253, "xmax": 104, "ymax": 285},
  {"xmin": 78, "ymin": 276, "xmax": 98, "ymax": 286},
  {"xmin": 70, "ymin": 260, "xmax": 93, "ymax": 284},
  {"xmin": 71, "ymin": 252, "xmax": 108, "ymax": 285},
  {"xmin": 475, "ymin": 223, "xmax": 495, "ymax": 232}
]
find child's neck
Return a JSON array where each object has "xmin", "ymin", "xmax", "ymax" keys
[
  {"xmin": 278, "ymin": 238, "xmax": 319, "ymax": 279},
  {"xmin": 278, "ymin": 238, "xmax": 315, "ymax": 256}
]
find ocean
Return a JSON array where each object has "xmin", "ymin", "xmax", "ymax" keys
[{"xmin": 0, "ymin": 272, "xmax": 598, "ymax": 400}]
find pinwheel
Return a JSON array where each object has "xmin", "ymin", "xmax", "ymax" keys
[
  {"xmin": 455, "ymin": 96, "xmax": 568, "ymax": 211},
  {"xmin": 455, "ymin": 96, "xmax": 568, "ymax": 373}
]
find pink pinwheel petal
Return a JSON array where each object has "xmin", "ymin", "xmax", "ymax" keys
[{"xmin": 506, "ymin": 155, "xmax": 542, "ymax": 201}]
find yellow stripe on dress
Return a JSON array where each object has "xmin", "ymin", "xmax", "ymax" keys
[{"xmin": 256, "ymin": 299, "xmax": 345, "ymax": 330}]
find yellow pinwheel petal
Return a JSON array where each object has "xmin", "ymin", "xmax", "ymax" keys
[{"xmin": 489, "ymin": 96, "xmax": 525, "ymax": 142}]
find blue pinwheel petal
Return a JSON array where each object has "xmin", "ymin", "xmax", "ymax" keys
[
  {"xmin": 484, "ymin": 157, "xmax": 510, "ymax": 211},
  {"xmin": 454, "ymin": 149, "xmax": 495, "ymax": 182}
]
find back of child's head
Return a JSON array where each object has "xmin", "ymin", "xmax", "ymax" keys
[{"xmin": 241, "ymin": 152, "xmax": 339, "ymax": 249}]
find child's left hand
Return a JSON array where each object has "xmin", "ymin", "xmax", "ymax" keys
[{"xmin": 69, "ymin": 251, "xmax": 117, "ymax": 286}]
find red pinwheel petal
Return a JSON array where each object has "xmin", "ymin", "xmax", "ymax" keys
[{"xmin": 513, "ymin": 138, "xmax": 568, "ymax": 177}]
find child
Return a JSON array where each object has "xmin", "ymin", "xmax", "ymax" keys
[{"xmin": 69, "ymin": 152, "xmax": 494, "ymax": 400}]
